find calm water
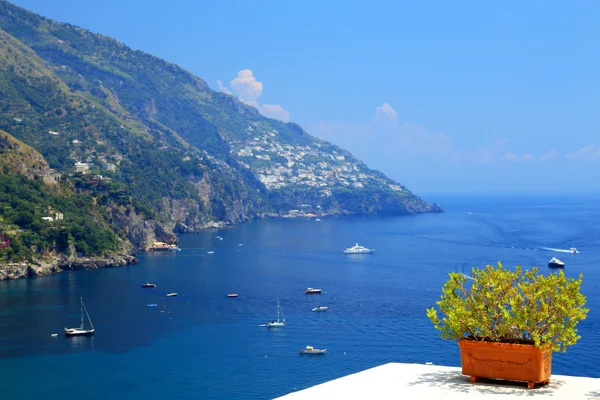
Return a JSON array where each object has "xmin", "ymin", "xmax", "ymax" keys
[{"xmin": 1, "ymin": 195, "xmax": 599, "ymax": 399}]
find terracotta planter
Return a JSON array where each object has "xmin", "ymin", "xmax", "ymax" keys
[{"xmin": 458, "ymin": 339, "xmax": 552, "ymax": 389}]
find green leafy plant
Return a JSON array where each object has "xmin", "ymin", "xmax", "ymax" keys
[{"xmin": 426, "ymin": 262, "xmax": 589, "ymax": 352}]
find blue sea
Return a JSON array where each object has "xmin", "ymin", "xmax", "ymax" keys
[{"xmin": 1, "ymin": 194, "xmax": 599, "ymax": 399}]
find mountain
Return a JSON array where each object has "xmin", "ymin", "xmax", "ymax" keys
[{"xmin": 0, "ymin": 0, "xmax": 441, "ymax": 264}]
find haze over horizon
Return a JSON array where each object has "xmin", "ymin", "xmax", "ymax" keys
[{"xmin": 9, "ymin": 0, "xmax": 599, "ymax": 195}]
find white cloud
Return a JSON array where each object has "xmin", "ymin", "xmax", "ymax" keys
[
  {"xmin": 375, "ymin": 102, "xmax": 398, "ymax": 122},
  {"xmin": 310, "ymin": 103, "xmax": 457, "ymax": 175},
  {"xmin": 217, "ymin": 69, "xmax": 290, "ymax": 122},
  {"xmin": 230, "ymin": 69, "xmax": 263, "ymax": 103},
  {"xmin": 500, "ymin": 151, "xmax": 536, "ymax": 161},
  {"xmin": 216, "ymin": 80, "xmax": 232, "ymax": 95},
  {"xmin": 566, "ymin": 144, "xmax": 600, "ymax": 160},
  {"xmin": 259, "ymin": 104, "xmax": 290, "ymax": 122},
  {"xmin": 473, "ymin": 138, "xmax": 508, "ymax": 163},
  {"xmin": 501, "ymin": 151, "xmax": 518, "ymax": 161},
  {"xmin": 540, "ymin": 149, "xmax": 558, "ymax": 161}
]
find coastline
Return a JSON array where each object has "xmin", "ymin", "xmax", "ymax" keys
[
  {"xmin": 0, "ymin": 253, "xmax": 138, "ymax": 281},
  {"xmin": 0, "ymin": 204, "xmax": 443, "ymax": 282}
]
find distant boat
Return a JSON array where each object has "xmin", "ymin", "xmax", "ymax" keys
[
  {"xmin": 51, "ymin": 333, "xmax": 58, "ymax": 337},
  {"xmin": 266, "ymin": 298, "xmax": 286, "ymax": 328},
  {"xmin": 207, "ymin": 251, "xmax": 215, "ymax": 254},
  {"xmin": 299, "ymin": 345, "xmax": 326, "ymax": 355},
  {"xmin": 569, "ymin": 248, "xmax": 579, "ymax": 254},
  {"xmin": 166, "ymin": 292, "xmax": 178, "ymax": 297},
  {"xmin": 312, "ymin": 306, "xmax": 328, "ymax": 312},
  {"xmin": 343, "ymin": 243, "xmax": 374, "ymax": 254},
  {"xmin": 65, "ymin": 297, "xmax": 95, "ymax": 336},
  {"xmin": 305, "ymin": 288, "xmax": 322, "ymax": 294},
  {"xmin": 146, "ymin": 304, "xmax": 158, "ymax": 307},
  {"xmin": 142, "ymin": 283, "xmax": 156, "ymax": 288},
  {"xmin": 150, "ymin": 242, "xmax": 180, "ymax": 252},
  {"xmin": 315, "ymin": 218, "xmax": 321, "ymax": 221},
  {"xmin": 548, "ymin": 257, "xmax": 565, "ymax": 268},
  {"xmin": 227, "ymin": 293, "xmax": 238, "ymax": 298}
]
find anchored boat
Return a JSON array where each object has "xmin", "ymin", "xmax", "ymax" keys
[
  {"xmin": 299, "ymin": 345, "xmax": 326, "ymax": 355},
  {"xmin": 65, "ymin": 297, "xmax": 95, "ymax": 336},
  {"xmin": 266, "ymin": 298, "xmax": 286, "ymax": 328},
  {"xmin": 343, "ymin": 243, "xmax": 374, "ymax": 254}
]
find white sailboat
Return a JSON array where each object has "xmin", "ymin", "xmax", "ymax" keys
[
  {"xmin": 266, "ymin": 298, "xmax": 286, "ymax": 328},
  {"xmin": 65, "ymin": 297, "xmax": 95, "ymax": 336}
]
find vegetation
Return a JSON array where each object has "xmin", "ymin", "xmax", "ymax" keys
[
  {"xmin": 426, "ymin": 262, "xmax": 589, "ymax": 352},
  {"xmin": 0, "ymin": 174, "xmax": 117, "ymax": 261},
  {"xmin": 0, "ymin": 0, "xmax": 438, "ymax": 266}
]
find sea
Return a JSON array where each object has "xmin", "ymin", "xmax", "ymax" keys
[{"xmin": 0, "ymin": 194, "xmax": 599, "ymax": 399}]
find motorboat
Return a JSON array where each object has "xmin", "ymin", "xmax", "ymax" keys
[
  {"xmin": 146, "ymin": 304, "xmax": 158, "ymax": 307},
  {"xmin": 227, "ymin": 293, "xmax": 238, "ymax": 298},
  {"xmin": 548, "ymin": 257, "xmax": 565, "ymax": 268},
  {"xmin": 305, "ymin": 288, "xmax": 322, "ymax": 294},
  {"xmin": 312, "ymin": 306, "xmax": 328, "ymax": 312},
  {"xmin": 65, "ymin": 297, "xmax": 95, "ymax": 336},
  {"xmin": 166, "ymin": 292, "xmax": 178, "ymax": 297},
  {"xmin": 299, "ymin": 345, "xmax": 326, "ymax": 355},
  {"xmin": 266, "ymin": 298, "xmax": 286, "ymax": 327},
  {"xmin": 343, "ymin": 243, "xmax": 374, "ymax": 254},
  {"xmin": 569, "ymin": 248, "xmax": 579, "ymax": 254},
  {"xmin": 142, "ymin": 283, "xmax": 156, "ymax": 288}
]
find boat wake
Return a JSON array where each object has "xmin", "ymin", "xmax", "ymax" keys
[{"xmin": 539, "ymin": 247, "xmax": 578, "ymax": 254}]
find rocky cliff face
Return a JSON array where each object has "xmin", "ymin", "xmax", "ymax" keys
[
  {"xmin": 0, "ymin": 1, "xmax": 444, "ymax": 281},
  {"xmin": 0, "ymin": 254, "xmax": 137, "ymax": 281}
]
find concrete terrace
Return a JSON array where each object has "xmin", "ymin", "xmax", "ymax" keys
[{"xmin": 275, "ymin": 363, "xmax": 600, "ymax": 399}]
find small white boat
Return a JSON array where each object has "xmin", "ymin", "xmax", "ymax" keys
[
  {"xmin": 266, "ymin": 298, "xmax": 286, "ymax": 328},
  {"xmin": 166, "ymin": 292, "xmax": 178, "ymax": 297},
  {"xmin": 51, "ymin": 333, "xmax": 58, "ymax": 337},
  {"xmin": 315, "ymin": 218, "xmax": 321, "ymax": 222},
  {"xmin": 305, "ymin": 287, "xmax": 322, "ymax": 294},
  {"xmin": 227, "ymin": 293, "xmax": 238, "ymax": 298},
  {"xmin": 548, "ymin": 257, "xmax": 565, "ymax": 268},
  {"xmin": 569, "ymin": 248, "xmax": 579, "ymax": 254},
  {"xmin": 343, "ymin": 243, "xmax": 374, "ymax": 254},
  {"xmin": 146, "ymin": 304, "xmax": 158, "ymax": 307},
  {"xmin": 299, "ymin": 345, "xmax": 326, "ymax": 355},
  {"xmin": 312, "ymin": 306, "xmax": 328, "ymax": 312},
  {"xmin": 65, "ymin": 297, "xmax": 95, "ymax": 336},
  {"xmin": 141, "ymin": 283, "xmax": 156, "ymax": 288},
  {"xmin": 207, "ymin": 251, "xmax": 215, "ymax": 254}
]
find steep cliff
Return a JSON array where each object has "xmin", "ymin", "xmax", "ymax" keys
[{"xmin": 0, "ymin": 0, "xmax": 442, "ymax": 268}]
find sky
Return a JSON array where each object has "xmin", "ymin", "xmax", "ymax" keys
[{"xmin": 9, "ymin": 0, "xmax": 600, "ymax": 195}]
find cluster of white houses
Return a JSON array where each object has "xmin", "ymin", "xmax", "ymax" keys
[{"xmin": 231, "ymin": 125, "xmax": 404, "ymax": 193}]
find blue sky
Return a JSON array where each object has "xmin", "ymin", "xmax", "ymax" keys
[{"xmin": 10, "ymin": 0, "xmax": 600, "ymax": 194}]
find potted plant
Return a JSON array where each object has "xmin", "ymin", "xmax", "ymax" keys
[{"xmin": 426, "ymin": 262, "xmax": 588, "ymax": 388}]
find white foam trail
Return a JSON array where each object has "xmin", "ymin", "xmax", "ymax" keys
[
  {"xmin": 540, "ymin": 247, "xmax": 573, "ymax": 254},
  {"xmin": 459, "ymin": 273, "xmax": 474, "ymax": 281}
]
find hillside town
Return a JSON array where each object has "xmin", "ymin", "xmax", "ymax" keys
[{"xmin": 230, "ymin": 124, "xmax": 405, "ymax": 194}]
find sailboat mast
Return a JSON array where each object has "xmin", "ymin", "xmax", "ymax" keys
[
  {"xmin": 82, "ymin": 298, "xmax": 94, "ymax": 330},
  {"xmin": 80, "ymin": 297, "xmax": 84, "ymax": 329}
]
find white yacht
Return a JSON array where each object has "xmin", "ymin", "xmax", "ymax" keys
[
  {"xmin": 343, "ymin": 243, "xmax": 374, "ymax": 254},
  {"xmin": 548, "ymin": 257, "xmax": 565, "ymax": 268},
  {"xmin": 266, "ymin": 298, "xmax": 286, "ymax": 328},
  {"xmin": 569, "ymin": 248, "xmax": 579, "ymax": 254},
  {"xmin": 312, "ymin": 306, "xmax": 328, "ymax": 312}
]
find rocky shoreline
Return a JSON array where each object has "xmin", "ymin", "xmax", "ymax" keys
[{"xmin": 0, "ymin": 254, "xmax": 138, "ymax": 281}]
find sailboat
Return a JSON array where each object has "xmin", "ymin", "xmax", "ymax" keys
[
  {"xmin": 65, "ymin": 297, "xmax": 95, "ymax": 336},
  {"xmin": 266, "ymin": 298, "xmax": 286, "ymax": 328}
]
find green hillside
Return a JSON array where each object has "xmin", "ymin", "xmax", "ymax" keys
[{"xmin": 0, "ymin": 0, "xmax": 442, "ymax": 261}]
